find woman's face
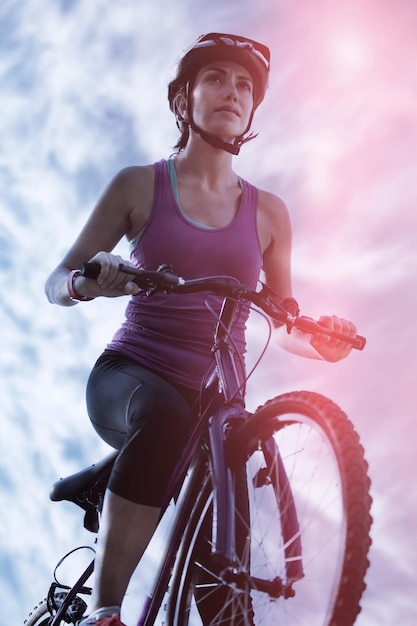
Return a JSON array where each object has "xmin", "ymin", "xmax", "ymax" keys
[{"xmin": 189, "ymin": 59, "xmax": 254, "ymax": 141}]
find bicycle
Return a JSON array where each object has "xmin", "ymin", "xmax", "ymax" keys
[{"xmin": 25, "ymin": 263, "xmax": 372, "ymax": 626}]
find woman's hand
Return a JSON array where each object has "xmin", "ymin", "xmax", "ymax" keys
[
  {"xmin": 74, "ymin": 252, "xmax": 141, "ymax": 299},
  {"xmin": 310, "ymin": 315, "xmax": 357, "ymax": 362}
]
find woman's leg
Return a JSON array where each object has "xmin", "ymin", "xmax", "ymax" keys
[
  {"xmin": 85, "ymin": 351, "xmax": 197, "ymax": 615},
  {"xmin": 90, "ymin": 490, "xmax": 160, "ymax": 611}
]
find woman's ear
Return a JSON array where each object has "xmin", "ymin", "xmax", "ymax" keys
[{"xmin": 174, "ymin": 91, "xmax": 188, "ymax": 122}]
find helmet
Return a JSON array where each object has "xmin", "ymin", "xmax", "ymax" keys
[{"xmin": 168, "ymin": 33, "xmax": 271, "ymax": 154}]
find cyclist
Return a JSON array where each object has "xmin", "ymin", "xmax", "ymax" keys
[{"xmin": 45, "ymin": 33, "xmax": 357, "ymax": 626}]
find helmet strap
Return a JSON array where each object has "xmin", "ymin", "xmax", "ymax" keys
[{"xmin": 190, "ymin": 121, "xmax": 258, "ymax": 155}]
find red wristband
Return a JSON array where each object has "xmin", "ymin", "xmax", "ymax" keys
[{"xmin": 67, "ymin": 269, "xmax": 94, "ymax": 302}]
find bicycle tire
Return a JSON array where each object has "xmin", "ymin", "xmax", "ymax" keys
[
  {"xmin": 24, "ymin": 599, "xmax": 51, "ymax": 626},
  {"xmin": 167, "ymin": 390, "xmax": 372, "ymax": 626},
  {"xmin": 24, "ymin": 590, "xmax": 87, "ymax": 626}
]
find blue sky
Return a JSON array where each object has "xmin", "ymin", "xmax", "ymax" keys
[{"xmin": 1, "ymin": 0, "xmax": 416, "ymax": 624}]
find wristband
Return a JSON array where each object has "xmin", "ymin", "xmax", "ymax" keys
[{"xmin": 67, "ymin": 269, "xmax": 94, "ymax": 302}]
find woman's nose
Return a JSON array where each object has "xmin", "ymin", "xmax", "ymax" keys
[{"xmin": 225, "ymin": 81, "xmax": 238, "ymax": 101}]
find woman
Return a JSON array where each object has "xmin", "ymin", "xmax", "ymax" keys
[{"xmin": 45, "ymin": 33, "xmax": 356, "ymax": 626}]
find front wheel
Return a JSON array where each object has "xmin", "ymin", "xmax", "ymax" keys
[
  {"xmin": 167, "ymin": 391, "xmax": 372, "ymax": 626},
  {"xmin": 24, "ymin": 599, "xmax": 50, "ymax": 626}
]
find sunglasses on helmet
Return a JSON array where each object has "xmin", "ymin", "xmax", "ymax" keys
[{"xmin": 190, "ymin": 33, "xmax": 270, "ymax": 73}]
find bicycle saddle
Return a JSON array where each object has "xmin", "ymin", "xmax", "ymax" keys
[{"xmin": 49, "ymin": 451, "xmax": 118, "ymax": 532}]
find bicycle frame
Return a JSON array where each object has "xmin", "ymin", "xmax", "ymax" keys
[
  {"xmin": 50, "ymin": 289, "xmax": 302, "ymax": 626},
  {"xmin": 133, "ymin": 295, "xmax": 248, "ymax": 625},
  {"xmin": 134, "ymin": 293, "xmax": 302, "ymax": 625}
]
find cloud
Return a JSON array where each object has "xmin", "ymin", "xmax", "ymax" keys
[{"xmin": 1, "ymin": 1, "xmax": 416, "ymax": 624}]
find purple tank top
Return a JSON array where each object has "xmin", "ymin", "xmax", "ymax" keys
[{"xmin": 108, "ymin": 159, "xmax": 262, "ymax": 390}]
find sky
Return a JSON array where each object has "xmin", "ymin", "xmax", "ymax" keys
[{"xmin": 1, "ymin": 0, "xmax": 416, "ymax": 624}]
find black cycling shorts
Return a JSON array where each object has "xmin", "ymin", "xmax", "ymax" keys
[{"xmin": 86, "ymin": 350, "xmax": 198, "ymax": 507}]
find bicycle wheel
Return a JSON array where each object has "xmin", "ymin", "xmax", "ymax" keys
[
  {"xmin": 24, "ymin": 599, "xmax": 51, "ymax": 626},
  {"xmin": 24, "ymin": 591, "xmax": 87, "ymax": 626},
  {"xmin": 167, "ymin": 391, "xmax": 372, "ymax": 626}
]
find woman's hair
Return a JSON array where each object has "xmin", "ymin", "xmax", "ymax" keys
[{"xmin": 174, "ymin": 122, "xmax": 190, "ymax": 152}]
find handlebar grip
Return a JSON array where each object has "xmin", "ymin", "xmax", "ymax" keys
[
  {"xmin": 295, "ymin": 316, "xmax": 366, "ymax": 351},
  {"xmin": 80, "ymin": 262, "xmax": 101, "ymax": 280},
  {"xmin": 351, "ymin": 335, "xmax": 366, "ymax": 351}
]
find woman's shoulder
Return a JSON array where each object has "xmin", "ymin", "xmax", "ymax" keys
[
  {"xmin": 239, "ymin": 173, "xmax": 288, "ymax": 217},
  {"xmin": 102, "ymin": 163, "xmax": 159, "ymax": 240},
  {"xmin": 253, "ymin": 186, "xmax": 291, "ymax": 254},
  {"xmin": 256, "ymin": 186, "xmax": 287, "ymax": 209},
  {"xmin": 109, "ymin": 163, "xmax": 156, "ymax": 193},
  {"xmin": 256, "ymin": 186, "xmax": 290, "ymax": 226}
]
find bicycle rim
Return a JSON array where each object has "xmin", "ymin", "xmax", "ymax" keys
[
  {"xmin": 24, "ymin": 599, "xmax": 51, "ymax": 626},
  {"xmin": 167, "ymin": 391, "xmax": 372, "ymax": 626},
  {"xmin": 24, "ymin": 589, "xmax": 88, "ymax": 626}
]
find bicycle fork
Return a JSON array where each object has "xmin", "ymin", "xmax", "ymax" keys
[
  {"xmin": 208, "ymin": 403, "xmax": 246, "ymax": 567},
  {"xmin": 208, "ymin": 405, "xmax": 304, "ymax": 597}
]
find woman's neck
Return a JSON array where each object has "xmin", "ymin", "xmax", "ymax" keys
[{"xmin": 173, "ymin": 134, "xmax": 238, "ymax": 191}]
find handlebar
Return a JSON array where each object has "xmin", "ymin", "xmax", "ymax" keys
[{"xmin": 81, "ymin": 262, "xmax": 366, "ymax": 351}]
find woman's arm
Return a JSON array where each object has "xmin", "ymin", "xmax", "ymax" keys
[
  {"xmin": 258, "ymin": 190, "xmax": 356, "ymax": 362},
  {"xmin": 45, "ymin": 165, "xmax": 154, "ymax": 306}
]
